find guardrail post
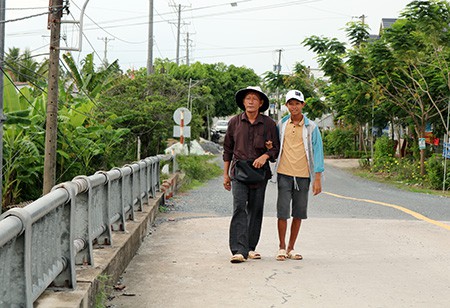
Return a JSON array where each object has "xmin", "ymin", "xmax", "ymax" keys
[
  {"xmin": 49, "ymin": 182, "xmax": 77, "ymax": 291},
  {"xmin": 72, "ymin": 176, "xmax": 94, "ymax": 265},
  {"xmin": 0, "ymin": 208, "xmax": 33, "ymax": 307}
]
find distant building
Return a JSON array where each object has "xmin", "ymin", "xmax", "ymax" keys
[
  {"xmin": 370, "ymin": 18, "xmax": 398, "ymax": 40},
  {"xmin": 309, "ymin": 67, "xmax": 326, "ymax": 80},
  {"xmin": 315, "ymin": 113, "xmax": 335, "ymax": 131},
  {"xmin": 380, "ymin": 18, "xmax": 398, "ymax": 32}
]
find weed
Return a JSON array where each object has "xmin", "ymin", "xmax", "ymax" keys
[{"xmin": 95, "ymin": 274, "xmax": 112, "ymax": 308}]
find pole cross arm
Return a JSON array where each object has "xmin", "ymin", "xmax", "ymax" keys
[{"xmin": 58, "ymin": 0, "xmax": 90, "ymax": 51}]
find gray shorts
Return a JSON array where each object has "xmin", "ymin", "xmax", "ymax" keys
[{"xmin": 276, "ymin": 173, "xmax": 310, "ymax": 220}]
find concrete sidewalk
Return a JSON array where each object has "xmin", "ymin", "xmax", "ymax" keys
[
  {"xmin": 109, "ymin": 214, "xmax": 450, "ymax": 307},
  {"xmin": 36, "ymin": 159, "xmax": 450, "ymax": 307}
]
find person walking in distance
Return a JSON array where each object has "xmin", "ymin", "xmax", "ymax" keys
[
  {"xmin": 223, "ymin": 86, "xmax": 279, "ymax": 263},
  {"xmin": 275, "ymin": 90, "xmax": 324, "ymax": 261}
]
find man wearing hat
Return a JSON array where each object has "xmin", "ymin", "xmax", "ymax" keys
[
  {"xmin": 223, "ymin": 86, "xmax": 280, "ymax": 263},
  {"xmin": 274, "ymin": 90, "xmax": 324, "ymax": 261}
]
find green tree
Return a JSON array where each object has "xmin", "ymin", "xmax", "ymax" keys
[
  {"xmin": 303, "ymin": 22, "xmax": 380, "ymax": 152},
  {"xmin": 155, "ymin": 59, "xmax": 261, "ymax": 118},
  {"xmin": 367, "ymin": 0, "xmax": 450, "ymax": 174},
  {"xmin": 62, "ymin": 52, "xmax": 121, "ymax": 99},
  {"xmin": 100, "ymin": 68, "xmax": 190, "ymax": 160},
  {"xmin": 4, "ymin": 47, "xmax": 47, "ymax": 85}
]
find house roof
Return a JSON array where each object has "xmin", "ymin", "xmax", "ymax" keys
[
  {"xmin": 369, "ymin": 18, "xmax": 398, "ymax": 41},
  {"xmin": 379, "ymin": 18, "xmax": 398, "ymax": 33}
]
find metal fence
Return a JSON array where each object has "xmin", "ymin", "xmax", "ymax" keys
[{"xmin": 0, "ymin": 154, "xmax": 172, "ymax": 308}]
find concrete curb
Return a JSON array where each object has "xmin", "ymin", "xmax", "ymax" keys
[{"xmin": 34, "ymin": 173, "xmax": 179, "ymax": 308}]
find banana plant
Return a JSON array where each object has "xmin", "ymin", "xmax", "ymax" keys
[
  {"xmin": 62, "ymin": 52, "xmax": 120, "ymax": 99},
  {"xmin": 2, "ymin": 74, "xmax": 45, "ymax": 207}
]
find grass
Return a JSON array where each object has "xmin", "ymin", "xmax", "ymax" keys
[
  {"xmin": 176, "ymin": 154, "xmax": 223, "ymax": 192},
  {"xmin": 352, "ymin": 168, "xmax": 450, "ymax": 198}
]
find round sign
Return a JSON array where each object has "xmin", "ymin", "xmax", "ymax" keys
[{"xmin": 173, "ymin": 107, "xmax": 192, "ymax": 125}]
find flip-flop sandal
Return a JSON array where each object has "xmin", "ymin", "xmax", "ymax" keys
[
  {"xmin": 230, "ymin": 254, "xmax": 246, "ymax": 263},
  {"xmin": 276, "ymin": 249, "xmax": 287, "ymax": 261},
  {"xmin": 248, "ymin": 251, "xmax": 261, "ymax": 259},
  {"xmin": 287, "ymin": 251, "xmax": 303, "ymax": 260}
]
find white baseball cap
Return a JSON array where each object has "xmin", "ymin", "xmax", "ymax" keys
[{"xmin": 285, "ymin": 90, "xmax": 305, "ymax": 103}]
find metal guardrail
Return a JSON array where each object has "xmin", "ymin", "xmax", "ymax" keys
[{"xmin": 0, "ymin": 154, "xmax": 173, "ymax": 308}]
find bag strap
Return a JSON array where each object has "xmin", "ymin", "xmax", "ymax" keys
[
  {"xmin": 234, "ymin": 113, "xmax": 267, "ymax": 162},
  {"xmin": 262, "ymin": 115, "xmax": 267, "ymax": 141}
]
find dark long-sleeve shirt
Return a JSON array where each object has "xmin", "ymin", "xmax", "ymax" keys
[{"xmin": 223, "ymin": 112, "xmax": 280, "ymax": 181}]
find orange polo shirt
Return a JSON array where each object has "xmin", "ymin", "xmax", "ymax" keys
[{"xmin": 277, "ymin": 119, "xmax": 310, "ymax": 178}]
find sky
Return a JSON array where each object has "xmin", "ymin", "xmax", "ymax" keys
[{"xmin": 5, "ymin": 0, "xmax": 413, "ymax": 77}]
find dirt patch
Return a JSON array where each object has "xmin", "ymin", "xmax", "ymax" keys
[{"xmin": 324, "ymin": 158, "xmax": 360, "ymax": 169}]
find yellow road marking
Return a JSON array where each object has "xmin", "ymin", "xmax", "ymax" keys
[{"xmin": 323, "ymin": 191, "xmax": 450, "ymax": 231}]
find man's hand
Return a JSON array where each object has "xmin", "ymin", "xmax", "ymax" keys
[
  {"xmin": 253, "ymin": 153, "xmax": 269, "ymax": 169},
  {"xmin": 223, "ymin": 174, "xmax": 232, "ymax": 191},
  {"xmin": 312, "ymin": 174, "xmax": 322, "ymax": 195}
]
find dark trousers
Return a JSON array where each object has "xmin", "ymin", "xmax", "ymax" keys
[{"xmin": 229, "ymin": 180, "xmax": 267, "ymax": 258}]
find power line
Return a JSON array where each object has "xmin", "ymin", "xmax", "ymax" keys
[
  {"xmin": 71, "ymin": 2, "xmax": 146, "ymax": 44},
  {"xmin": 3, "ymin": 7, "xmax": 48, "ymax": 11},
  {"xmin": 1, "ymin": 5, "xmax": 68, "ymax": 24},
  {"xmin": 0, "ymin": 10, "xmax": 49, "ymax": 24}
]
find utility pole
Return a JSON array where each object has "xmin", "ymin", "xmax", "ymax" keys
[
  {"xmin": 176, "ymin": 4, "xmax": 181, "ymax": 65},
  {"xmin": 359, "ymin": 14, "xmax": 367, "ymax": 25},
  {"xmin": 353, "ymin": 14, "xmax": 367, "ymax": 25},
  {"xmin": 170, "ymin": 4, "xmax": 189, "ymax": 65},
  {"xmin": 0, "ymin": 0, "xmax": 6, "ymax": 212},
  {"xmin": 185, "ymin": 32, "xmax": 192, "ymax": 66},
  {"xmin": 444, "ymin": 99, "xmax": 450, "ymax": 191},
  {"xmin": 147, "ymin": 0, "xmax": 154, "ymax": 75},
  {"xmin": 276, "ymin": 49, "xmax": 282, "ymax": 75},
  {"xmin": 274, "ymin": 49, "xmax": 283, "ymax": 119},
  {"xmin": 43, "ymin": 0, "xmax": 63, "ymax": 194},
  {"xmin": 98, "ymin": 36, "xmax": 114, "ymax": 67}
]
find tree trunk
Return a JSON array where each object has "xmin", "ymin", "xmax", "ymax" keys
[
  {"xmin": 420, "ymin": 148, "xmax": 425, "ymax": 176},
  {"xmin": 359, "ymin": 125, "xmax": 364, "ymax": 151}
]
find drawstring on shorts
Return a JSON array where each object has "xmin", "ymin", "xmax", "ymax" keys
[{"xmin": 293, "ymin": 176, "xmax": 300, "ymax": 191}]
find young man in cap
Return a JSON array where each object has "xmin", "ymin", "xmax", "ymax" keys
[
  {"xmin": 223, "ymin": 86, "xmax": 279, "ymax": 263},
  {"xmin": 275, "ymin": 90, "xmax": 324, "ymax": 261}
]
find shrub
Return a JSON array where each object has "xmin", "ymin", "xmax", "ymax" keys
[
  {"xmin": 176, "ymin": 154, "xmax": 222, "ymax": 190},
  {"xmin": 323, "ymin": 128, "xmax": 355, "ymax": 157},
  {"xmin": 372, "ymin": 136, "xmax": 397, "ymax": 173},
  {"xmin": 395, "ymin": 158, "xmax": 423, "ymax": 184},
  {"xmin": 425, "ymin": 155, "xmax": 450, "ymax": 190}
]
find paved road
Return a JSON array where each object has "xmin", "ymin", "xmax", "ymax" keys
[{"xmin": 109, "ymin": 159, "xmax": 450, "ymax": 307}]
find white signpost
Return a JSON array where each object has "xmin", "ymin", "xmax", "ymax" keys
[{"xmin": 173, "ymin": 107, "xmax": 192, "ymax": 144}]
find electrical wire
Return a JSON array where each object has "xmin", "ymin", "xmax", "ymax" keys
[
  {"xmin": 4, "ymin": 7, "xmax": 48, "ymax": 11},
  {"xmin": 70, "ymin": 2, "xmax": 146, "ymax": 44},
  {"xmin": 174, "ymin": 0, "xmax": 322, "ymax": 21},
  {"xmin": 1, "ymin": 5, "xmax": 67, "ymax": 24},
  {"xmin": 0, "ymin": 11, "xmax": 49, "ymax": 24},
  {"xmin": 3, "ymin": 61, "xmax": 46, "ymax": 87},
  {"xmin": 69, "ymin": 0, "xmax": 320, "ymax": 32}
]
